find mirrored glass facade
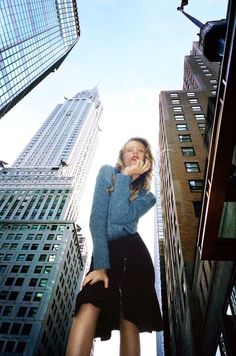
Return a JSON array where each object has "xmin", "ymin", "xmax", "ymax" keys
[{"xmin": 0, "ymin": 0, "xmax": 80, "ymax": 118}]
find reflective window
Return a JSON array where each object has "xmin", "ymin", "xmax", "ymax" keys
[
  {"xmin": 185, "ymin": 162, "xmax": 200, "ymax": 173},
  {"xmin": 189, "ymin": 180, "xmax": 204, "ymax": 192},
  {"xmin": 176, "ymin": 124, "xmax": 188, "ymax": 131},
  {"xmin": 178, "ymin": 134, "xmax": 192, "ymax": 142},
  {"xmin": 181, "ymin": 147, "xmax": 195, "ymax": 156}
]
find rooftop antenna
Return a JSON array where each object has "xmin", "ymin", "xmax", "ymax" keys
[{"xmin": 177, "ymin": 3, "xmax": 227, "ymax": 62}]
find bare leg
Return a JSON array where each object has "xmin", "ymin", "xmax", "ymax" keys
[
  {"xmin": 119, "ymin": 316, "xmax": 140, "ymax": 356},
  {"xmin": 66, "ymin": 303, "xmax": 100, "ymax": 356}
]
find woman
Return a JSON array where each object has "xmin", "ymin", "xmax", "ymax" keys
[{"xmin": 66, "ymin": 137, "xmax": 163, "ymax": 356}]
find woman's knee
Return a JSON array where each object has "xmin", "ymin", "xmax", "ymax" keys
[{"xmin": 76, "ymin": 303, "xmax": 100, "ymax": 321}]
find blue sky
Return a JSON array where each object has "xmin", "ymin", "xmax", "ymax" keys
[{"xmin": 0, "ymin": 1, "xmax": 228, "ymax": 354}]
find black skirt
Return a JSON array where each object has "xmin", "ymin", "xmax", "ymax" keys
[{"xmin": 74, "ymin": 233, "xmax": 164, "ymax": 341}]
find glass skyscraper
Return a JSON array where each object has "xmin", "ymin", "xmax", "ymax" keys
[
  {"xmin": 0, "ymin": 0, "xmax": 80, "ymax": 119},
  {"xmin": 0, "ymin": 88, "xmax": 103, "ymax": 355}
]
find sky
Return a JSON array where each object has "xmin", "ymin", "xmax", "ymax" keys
[{"xmin": 0, "ymin": 0, "xmax": 228, "ymax": 355}]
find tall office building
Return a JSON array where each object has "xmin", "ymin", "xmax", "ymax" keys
[
  {"xmin": 158, "ymin": 1, "xmax": 236, "ymax": 354},
  {"xmin": 0, "ymin": 0, "xmax": 80, "ymax": 119},
  {"xmin": 159, "ymin": 86, "xmax": 209, "ymax": 355},
  {"xmin": 0, "ymin": 88, "xmax": 103, "ymax": 355}
]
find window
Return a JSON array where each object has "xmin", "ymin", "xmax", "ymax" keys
[
  {"xmin": 56, "ymin": 234, "xmax": 63, "ymax": 241},
  {"xmin": 47, "ymin": 234, "xmax": 54, "ymax": 240},
  {"xmin": 10, "ymin": 323, "xmax": 21, "ymax": 335},
  {"xmin": 187, "ymin": 92, "xmax": 195, "ymax": 97},
  {"xmin": 34, "ymin": 266, "xmax": 43, "ymax": 273},
  {"xmin": 58, "ymin": 225, "xmax": 66, "ymax": 231},
  {"xmin": 48, "ymin": 254, "xmax": 56, "ymax": 262},
  {"xmin": 34, "ymin": 292, "xmax": 43, "ymax": 301},
  {"xmin": 179, "ymin": 134, "xmax": 191, "ymax": 142},
  {"xmin": 44, "ymin": 266, "xmax": 52, "ymax": 274},
  {"xmin": 35, "ymin": 234, "xmax": 43, "ymax": 240},
  {"xmin": 0, "ymin": 265, "xmax": 7, "ymax": 273},
  {"xmin": 10, "ymin": 243, "xmax": 18, "ymax": 250},
  {"xmin": 17, "ymin": 307, "xmax": 27, "ymax": 317},
  {"xmin": 5, "ymin": 277, "xmax": 14, "ymax": 286},
  {"xmin": 31, "ymin": 244, "xmax": 39, "ymax": 250},
  {"xmin": 189, "ymin": 180, "xmax": 204, "ymax": 192},
  {"xmin": 15, "ymin": 342, "xmax": 26, "ymax": 353},
  {"xmin": 5, "ymin": 341, "xmax": 15, "ymax": 352},
  {"xmin": 0, "ymin": 322, "xmax": 10, "ymax": 334},
  {"xmin": 176, "ymin": 124, "xmax": 188, "ymax": 131},
  {"xmin": 174, "ymin": 114, "xmax": 185, "ymax": 121},
  {"xmin": 189, "ymin": 98, "xmax": 198, "ymax": 104},
  {"xmin": 39, "ymin": 279, "xmax": 48, "ymax": 287},
  {"xmin": 15, "ymin": 234, "xmax": 23, "ymax": 240},
  {"xmin": 26, "ymin": 234, "xmax": 34, "ymax": 240},
  {"xmin": 193, "ymin": 201, "xmax": 202, "ymax": 217},
  {"xmin": 181, "ymin": 147, "xmax": 195, "ymax": 156},
  {"xmin": 43, "ymin": 244, "xmax": 50, "ymax": 250},
  {"xmin": 1, "ymin": 243, "xmax": 9, "ymax": 249},
  {"xmin": 195, "ymin": 113, "xmax": 205, "ymax": 120},
  {"xmin": 21, "ymin": 324, "xmax": 32, "ymax": 335},
  {"xmin": 16, "ymin": 254, "xmax": 25, "ymax": 261},
  {"xmin": 23, "ymin": 292, "xmax": 33, "ymax": 301},
  {"xmin": 29, "ymin": 278, "xmax": 37, "ymax": 287},
  {"xmin": 39, "ymin": 225, "xmax": 47, "ymax": 231},
  {"xmin": 0, "ymin": 291, "xmax": 8, "ymax": 300},
  {"xmin": 9, "ymin": 291, "xmax": 19, "ymax": 301},
  {"xmin": 185, "ymin": 162, "xmax": 200, "ymax": 173},
  {"xmin": 6, "ymin": 234, "xmax": 14, "ymax": 240},
  {"xmin": 198, "ymin": 123, "xmax": 206, "ymax": 130},
  {"xmin": 15, "ymin": 278, "xmax": 24, "ymax": 286},
  {"xmin": 26, "ymin": 254, "xmax": 34, "ymax": 261},
  {"xmin": 11, "ymin": 265, "xmax": 20, "ymax": 273},
  {"xmin": 170, "ymin": 93, "xmax": 179, "ymax": 98},
  {"xmin": 3, "ymin": 306, "xmax": 13, "ymax": 316},
  {"xmin": 171, "ymin": 99, "xmax": 180, "ymax": 104},
  {"xmin": 4, "ymin": 254, "xmax": 13, "ymax": 261},
  {"xmin": 173, "ymin": 106, "xmax": 182, "ymax": 112},
  {"xmin": 22, "ymin": 244, "xmax": 30, "ymax": 250},
  {"xmin": 21, "ymin": 265, "xmax": 29, "ymax": 273},
  {"xmin": 192, "ymin": 106, "xmax": 202, "ymax": 112},
  {"xmin": 39, "ymin": 254, "xmax": 47, "ymax": 261},
  {"xmin": 28, "ymin": 307, "xmax": 37, "ymax": 318}
]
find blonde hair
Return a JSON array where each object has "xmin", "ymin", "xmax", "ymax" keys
[{"xmin": 116, "ymin": 137, "xmax": 154, "ymax": 200}]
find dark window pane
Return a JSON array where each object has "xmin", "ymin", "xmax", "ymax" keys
[
  {"xmin": 21, "ymin": 323, "xmax": 32, "ymax": 335},
  {"xmin": 10, "ymin": 323, "xmax": 21, "ymax": 335},
  {"xmin": 0, "ymin": 322, "xmax": 10, "ymax": 333},
  {"xmin": 17, "ymin": 307, "xmax": 27, "ymax": 317}
]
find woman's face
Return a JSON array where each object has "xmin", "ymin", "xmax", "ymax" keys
[{"xmin": 122, "ymin": 140, "xmax": 146, "ymax": 167}]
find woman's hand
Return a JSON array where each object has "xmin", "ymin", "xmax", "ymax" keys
[
  {"xmin": 82, "ymin": 269, "xmax": 109, "ymax": 289},
  {"xmin": 123, "ymin": 159, "xmax": 151, "ymax": 179}
]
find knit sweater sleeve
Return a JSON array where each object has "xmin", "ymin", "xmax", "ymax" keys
[
  {"xmin": 89, "ymin": 165, "xmax": 113, "ymax": 270},
  {"xmin": 109, "ymin": 173, "xmax": 156, "ymax": 224}
]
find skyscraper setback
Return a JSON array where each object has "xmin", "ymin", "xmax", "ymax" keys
[
  {"xmin": 0, "ymin": 88, "xmax": 103, "ymax": 355},
  {"xmin": 0, "ymin": 0, "xmax": 80, "ymax": 119}
]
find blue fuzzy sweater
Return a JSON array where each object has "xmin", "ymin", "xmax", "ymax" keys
[{"xmin": 89, "ymin": 165, "xmax": 156, "ymax": 269}]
